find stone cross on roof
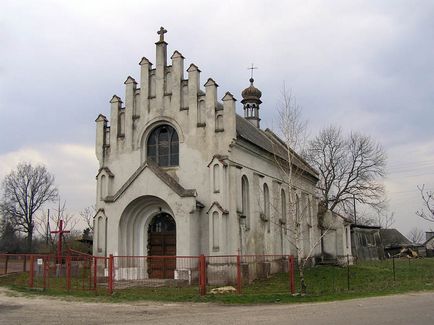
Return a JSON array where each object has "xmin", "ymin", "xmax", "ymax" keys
[
  {"xmin": 157, "ymin": 26, "xmax": 167, "ymax": 42},
  {"xmin": 248, "ymin": 63, "xmax": 258, "ymax": 79}
]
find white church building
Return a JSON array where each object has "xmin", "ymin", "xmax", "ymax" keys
[{"xmin": 93, "ymin": 28, "xmax": 351, "ymax": 279}]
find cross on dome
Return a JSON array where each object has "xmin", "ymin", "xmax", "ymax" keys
[
  {"xmin": 157, "ymin": 26, "xmax": 167, "ymax": 42},
  {"xmin": 247, "ymin": 63, "xmax": 258, "ymax": 80}
]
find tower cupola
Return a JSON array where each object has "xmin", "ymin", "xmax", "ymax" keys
[{"xmin": 241, "ymin": 77, "xmax": 262, "ymax": 128}]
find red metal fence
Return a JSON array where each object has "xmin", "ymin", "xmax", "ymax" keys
[{"xmin": 0, "ymin": 253, "xmax": 296, "ymax": 296}]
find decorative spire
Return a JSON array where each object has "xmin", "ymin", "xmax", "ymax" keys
[{"xmin": 157, "ymin": 26, "xmax": 167, "ymax": 42}]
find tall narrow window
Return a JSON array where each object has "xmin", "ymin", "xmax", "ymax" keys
[
  {"xmin": 216, "ymin": 114, "xmax": 223, "ymax": 131},
  {"xmin": 263, "ymin": 183, "xmax": 270, "ymax": 232},
  {"xmin": 100, "ymin": 175, "xmax": 106, "ymax": 200},
  {"xmin": 241, "ymin": 176, "xmax": 250, "ymax": 227},
  {"xmin": 212, "ymin": 211, "xmax": 219, "ymax": 250},
  {"xmin": 198, "ymin": 100, "xmax": 205, "ymax": 125},
  {"xmin": 213, "ymin": 164, "xmax": 220, "ymax": 193},
  {"xmin": 118, "ymin": 111, "xmax": 125, "ymax": 136},
  {"xmin": 97, "ymin": 216, "xmax": 103, "ymax": 253},
  {"xmin": 147, "ymin": 125, "xmax": 179, "ymax": 167}
]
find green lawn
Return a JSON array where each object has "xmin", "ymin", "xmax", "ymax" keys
[{"xmin": 1, "ymin": 258, "xmax": 434, "ymax": 304}]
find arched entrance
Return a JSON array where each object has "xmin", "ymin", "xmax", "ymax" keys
[{"xmin": 147, "ymin": 213, "xmax": 176, "ymax": 279}]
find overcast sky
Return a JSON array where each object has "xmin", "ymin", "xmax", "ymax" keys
[{"xmin": 1, "ymin": 0, "xmax": 433, "ymax": 236}]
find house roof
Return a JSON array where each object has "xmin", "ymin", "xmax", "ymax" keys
[
  {"xmin": 235, "ymin": 115, "xmax": 318, "ymax": 179},
  {"xmin": 380, "ymin": 229, "xmax": 412, "ymax": 249},
  {"xmin": 351, "ymin": 224, "xmax": 381, "ymax": 230},
  {"xmin": 331, "ymin": 211, "xmax": 353, "ymax": 224},
  {"xmin": 423, "ymin": 235, "xmax": 434, "ymax": 246}
]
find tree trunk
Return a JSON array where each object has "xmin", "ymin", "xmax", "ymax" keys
[
  {"xmin": 26, "ymin": 226, "xmax": 33, "ymax": 253},
  {"xmin": 299, "ymin": 262, "xmax": 307, "ymax": 295}
]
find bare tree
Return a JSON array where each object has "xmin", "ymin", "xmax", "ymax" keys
[
  {"xmin": 416, "ymin": 184, "xmax": 434, "ymax": 223},
  {"xmin": 80, "ymin": 205, "xmax": 96, "ymax": 235},
  {"xmin": 269, "ymin": 84, "xmax": 329, "ymax": 294},
  {"xmin": 0, "ymin": 162, "xmax": 58, "ymax": 252},
  {"xmin": 407, "ymin": 227, "xmax": 424, "ymax": 244},
  {"xmin": 306, "ymin": 126, "xmax": 386, "ymax": 221},
  {"xmin": 51, "ymin": 198, "xmax": 78, "ymax": 232},
  {"xmin": 377, "ymin": 211, "xmax": 395, "ymax": 229}
]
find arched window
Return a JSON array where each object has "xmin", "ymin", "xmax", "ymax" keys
[
  {"xmin": 198, "ymin": 100, "xmax": 205, "ymax": 125},
  {"xmin": 212, "ymin": 211, "xmax": 219, "ymax": 250},
  {"xmin": 147, "ymin": 125, "xmax": 179, "ymax": 167},
  {"xmin": 263, "ymin": 183, "xmax": 270, "ymax": 232},
  {"xmin": 97, "ymin": 216, "xmax": 103, "ymax": 253},
  {"xmin": 118, "ymin": 111, "xmax": 125, "ymax": 136},
  {"xmin": 216, "ymin": 114, "xmax": 223, "ymax": 131},
  {"xmin": 213, "ymin": 164, "xmax": 220, "ymax": 193},
  {"xmin": 100, "ymin": 175, "xmax": 106, "ymax": 200},
  {"xmin": 241, "ymin": 176, "xmax": 250, "ymax": 227}
]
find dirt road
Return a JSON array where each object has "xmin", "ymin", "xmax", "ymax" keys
[{"xmin": 1, "ymin": 288, "xmax": 434, "ymax": 324}]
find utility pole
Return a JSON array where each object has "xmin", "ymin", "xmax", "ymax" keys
[{"xmin": 45, "ymin": 209, "xmax": 50, "ymax": 245}]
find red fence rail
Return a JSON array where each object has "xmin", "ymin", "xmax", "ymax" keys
[{"xmin": 0, "ymin": 253, "xmax": 296, "ymax": 296}]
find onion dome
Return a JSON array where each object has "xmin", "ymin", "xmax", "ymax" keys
[{"xmin": 241, "ymin": 78, "xmax": 262, "ymax": 103}]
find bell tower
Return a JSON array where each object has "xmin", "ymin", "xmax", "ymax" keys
[{"xmin": 241, "ymin": 68, "xmax": 262, "ymax": 128}]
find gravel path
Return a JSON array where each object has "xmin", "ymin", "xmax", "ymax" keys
[{"xmin": 1, "ymin": 288, "xmax": 434, "ymax": 324}]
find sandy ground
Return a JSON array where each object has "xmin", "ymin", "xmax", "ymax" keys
[{"xmin": 1, "ymin": 288, "xmax": 434, "ymax": 324}]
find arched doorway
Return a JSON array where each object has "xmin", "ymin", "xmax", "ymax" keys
[{"xmin": 147, "ymin": 213, "xmax": 176, "ymax": 279}]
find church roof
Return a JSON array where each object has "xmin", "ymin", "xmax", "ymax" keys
[
  {"xmin": 104, "ymin": 160, "xmax": 196, "ymax": 203},
  {"xmin": 235, "ymin": 115, "xmax": 318, "ymax": 179}
]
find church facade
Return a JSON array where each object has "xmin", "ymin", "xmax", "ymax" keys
[{"xmin": 93, "ymin": 28, "xmax": 335, "ymax": 278}]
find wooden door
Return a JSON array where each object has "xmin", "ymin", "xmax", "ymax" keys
[{"xmin": 147, "ymin": 213, "xmax": 176, "ymax": 279}]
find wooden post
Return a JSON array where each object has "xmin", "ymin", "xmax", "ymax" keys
[
  {"xmin": 347, "ymin": 254, "xmax": 350, "ymax": 291},
  {"xmin": 93, "ymin": 257, "xmax": 98, "ymax": 291},
  {"xmin": 199, "ymin": 255, "xmax": 206, "ymax": 296},
  {"xmin": 43, "ymin": 257, "xmax": 48, "ymax": 290},
  {"xmin": 4, "ymin": 255, "xmax": 9, "ymax": 275},
  {"xmin": 108, "ymin": 254, "xmax": 114, "ymax": 294},
  {"xmin": 28, "ymin": 256, "xmax": 34, "ymax": 288},
  {"xmin": 392, "ymin": 256, "xmax": 396, "ymax": 282},
  {"xmin": 236, "ymin": 254, "xmax": 242, "ymax": 294},
  {"xmin": 66, "ymin": 255, "xmax": 71, "ymax": 291},
  {"xmin": 88, "ymin": 257, "xmax": 92, "ymax": 290}
]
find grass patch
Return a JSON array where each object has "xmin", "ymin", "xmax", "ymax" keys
[{"xmin": 1, "ymin": 258, "xmax": 434, "ymax": 304}]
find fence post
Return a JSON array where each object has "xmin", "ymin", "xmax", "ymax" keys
[
  {"xmin": 289, "ymin": 255, "xmax": 295, "ymax": 294},
  {"xmin": 236, "ymin": 254, "xmax": 242, "ymax": 294},
  {"xmin": 43, "ymin": 257, "xmax": 48, "ymax": 290},
  {"xmin": 93, "ymin": 257, "xmax": 98, "ymax": 291},
  {"xmin": 108, "ymin": 254, "xmax": 114, "ymax": 295},
  {"xmin": 28, "ymin": 256, "xmax": 34, "ymax": 288},
  {"xmin": 4, "ymin": 255, "xmax": 9, "ymax": 275},
  {"xmin": 199, "ymin": 255, "xmax": 206, "ymax": 296},
  {"xmin": 392, "ymin": 256, "xmax": 396, "ymax": 282},
  {"xmin": 88, "ymin": 258, "xmax": 92, "ymax": 290},
  {"xmin": 66, "ymin": 255, "xmax": 71, "ymax": 291},
  {"xmin": 347, "ymin": 254, "xmax": 350, "ymax": 291}
]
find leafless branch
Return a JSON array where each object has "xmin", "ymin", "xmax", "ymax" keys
[
  {"xmin": 407, "ymin": 227, "xmax": 424, "ymax": 244},
  {"xmin": 306, "ymin": 126, "xmax": 386, "ymax": 215},
  {"xmin": 416, "ymin": 184, "xmax": 434, "ymax": 222}
]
